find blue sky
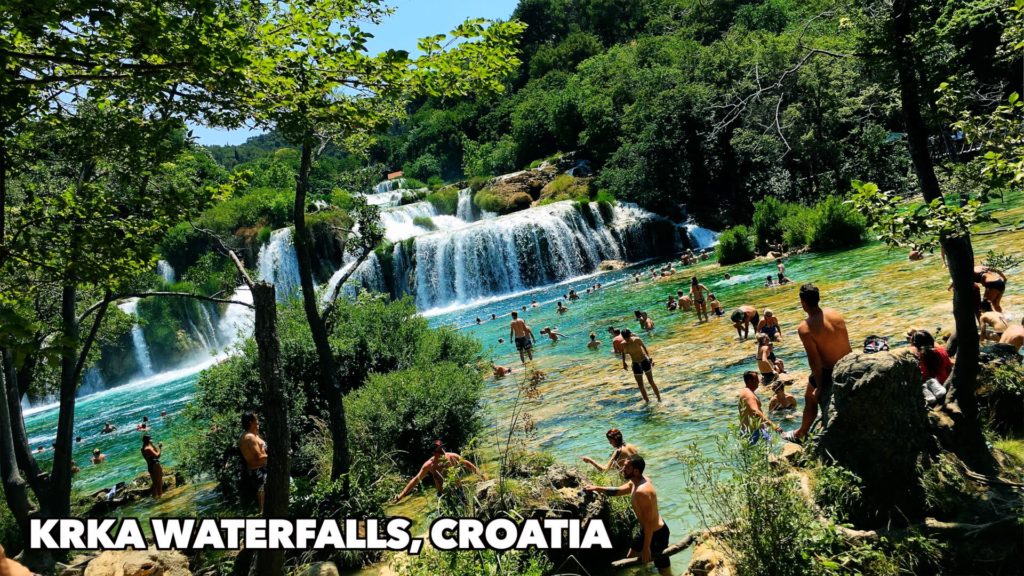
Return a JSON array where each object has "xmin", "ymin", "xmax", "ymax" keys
[{"xmin": 190, "ymin": 0, "xmax": 521, "ymax": 146}]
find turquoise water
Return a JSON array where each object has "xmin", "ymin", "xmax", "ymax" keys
[{"xmin": 20, "ymin": 225, "xmax": 1023, "ymax": 568}]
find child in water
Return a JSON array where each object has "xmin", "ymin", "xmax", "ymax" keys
[{"xmin": 587, "ymin": 332, "xmax": 602, "ymax": 349}]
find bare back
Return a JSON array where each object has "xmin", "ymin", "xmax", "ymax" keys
[
  {"xmin": 631, "ymin": 478, "xmax": 664, "ymax": 530},
  {"xmin": 1000, "ymin": 325, "xmax": 1024, "ymax": 350},
  {"xmin": 798, "ymin": 307, "xmax": 851, "ymax": 378},
  {"xmin": 510, "ymin": 318, "xmax": 528, "ymax": 338}
]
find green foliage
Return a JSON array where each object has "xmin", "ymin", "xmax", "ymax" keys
[
  {"xmin": 468, "ymin": 176, "xmax": 491, "ymax": 192},
  {"xmin": 412, "ymin": 216, "xmax": 437, "ymax": 231},
  {"xmin": 539, "ymin": 174, "xmax": 592, "ymax": 204},
  {"xmin": 136, "ymin": 288, "xmax": 210, "ymax": 369},
  {"xmin": 0, "ymin": 484, "xmax": 22, "ymax": 556},
  {"xmin": 780, "ymin": 204, "xmax": 815, "ymax": 248},
  {"xmin": 474, "ymin": 187, "xmax": 533, "ymax": 214},
  {"xmin": 813, "ymin": 463, "xmax": 863, "ymax": 524},
  {"xmin": 425, "ymin": 187, "xmax": 461, "ymax": 215},
  {"xmin": 921, "ymin": 452, "xmax": 975, "ymax": 517},
  {"xmin": 806, "ymin": 196, "xmax": 867, "ymax": 251},
  {"xmin": 716, "ymin": 225, "xmax": 756, "ymax": 264},
  {"xmin": 977, "ymin": 361, "xmax": 1024, "ymax": 435},
  {"xmin": 851, "ymin": 181, "xmax": 987, "ymax": 252},
  {"xmin": 752, "ymin": 197, "xmax": 812, "ymax": 251},
  {"xmin": 404, "ymin": 153, "xmax": 442, "ymax": 182},
  {"xmin": 463, "ymin": 137, "xmax": 519, "ymax": 178},
  {"xmin": 399, "ymin": 548, "xmax": 551, "ymax": 576},
  {"xmin": 402, "ymin": 177, "xmax": 428, "ymax": 190},
  {"xmin": 181, "ymin": 253, "xmax": 239, "ymax": 297},
  {"xmin": 347, "ymin": 363, "xmax": 483, "ymax": 474},
  {"xmin": 980, "ymin": 250, "xmax": 1023, "ymax": 272}
]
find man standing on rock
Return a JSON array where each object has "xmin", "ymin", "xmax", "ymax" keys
[
  {"xmin": 784, "ymin": 284, "xmax": 851, "ymax": 443},
  {"xmin": 621, "ymin": 329, "xmax": 661, "ymax": 402},
  {"xmin": 239, "ymin": 412, "xmax": 268, "ymax": 513},
  {"xmin": 510, "ymin": 311, "xmax": 536, "ymax": 363},
  {"xmin": 583, "ymin": 455, "xmax": 672, "ymax": 576}
]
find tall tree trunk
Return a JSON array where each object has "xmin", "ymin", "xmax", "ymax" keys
[
  {"xmin": 292, "ymin": 138, "xmax": 350, "ymax": 486},
  {"xmin": 891, "ymin": 0, "xmax": 990, "ymax": 470},
  {"xmin": 0, "ymin": 352, "xmax": 32, "ymax": 534},
  {"xmin": 2, "ymin": 351, "xmax": 42, "ymax": 493},
  {"xmin": 48, "ymin": 283, "xmax": 78, "ymax": 519},
  {"xmin": 252, "ymin": 281, "xmax": 288, "ymax": 576}
]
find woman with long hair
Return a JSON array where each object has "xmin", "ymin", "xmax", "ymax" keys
[
  {"xmin": 690, "ymin": 276, "xmax": 710, "ymax": 323},
  {"xmin": 141, "ymin": 435, "xmax": 163, "ymax": 498},
  {"xmin": 910, "ymin": 330, "xmax": 953, "ymax": 384}
]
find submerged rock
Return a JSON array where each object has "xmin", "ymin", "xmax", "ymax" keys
[{"xmin": 815, "ymin": 351, "xmax": 933, "ymax": 523}]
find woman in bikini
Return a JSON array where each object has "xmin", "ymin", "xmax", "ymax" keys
[
  {"xmin": 975, "ymin": 266, "xmax": 1007, "ymax": 312},
  {"xmin": 690, "ymin": 276, "xmax": 710, "ymax": 323},
  {"xmin": 141, "ymin": 435, "xmax": 163, "ymax": 498}
]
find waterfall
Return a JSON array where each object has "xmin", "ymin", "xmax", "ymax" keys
[
  {"xmin": 117, "ymin": 299, "xmax": 154, "ymax": 378},
  {"xmin": 217, "ymin": 287, "xmax": 254, "ymax": 346},
  {"xmin": 455, "ymin": 188, "xmax": 477, "ymax": 222},
  {"xmin": 196, "ymin": 303, "xmax": 222, "ymax": 350},
  {"xmin": 402, "ymin": 201, "xmax": 680, "ymax": 310},
  {"xmin": 685, "ymin": 223, "xmax": 720, "ymax": 250},
  {"xmin": 257, "ymin": 228, "xmax": 303, "ymax": 301},
  {"xmin": 157, "ymin": 260, "xmax": 176, "ymax": 283},
  {"xmin": 78, "ymin": 369, "xmax": 106, "ymax": 396},
  {"xmin": 380, "ymin": 201, "xmax": 441, "ymax": 242}
]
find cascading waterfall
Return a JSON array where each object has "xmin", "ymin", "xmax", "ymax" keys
[
  {"xmin": 196, "ymin": 303, "xmax": 222, "ymax": 351},
  {"xmin": 380, "ymin": 201, "xmax": 441, "ymax": 242},
  {"xmin": 399, "ymin": 201, "xmax": 680, "ymax": 310},
  {"xmin": 257, "ymin": 228, "xmax": 303, "ymax": 301},
  {"xmin": 117, "ymin": 299, "xmax": 154, "ymax": 378},
  {"xmin": 157, "ymin": 260, "xmax": 176, "ymax": 283},
  {"xmin": 78, "ymin": 369, "xmax": 107, "ymax": 396},
  {"xmin": 684, "ymin": 222, "xmax": 720, "ymax": 250}
]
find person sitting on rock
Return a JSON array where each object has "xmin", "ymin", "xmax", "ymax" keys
[
  {"xmin": 910, "ymin": 330, "xmax": 951, "ymax": 406},
  {"xmin": 581, "ymin": 428, "xmax": 640, "ymax": 472}
]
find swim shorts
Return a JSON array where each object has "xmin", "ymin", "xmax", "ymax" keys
[
  {"xmin": 761, "ymin": 371, "xmax": 778, "ymax": 386},
  {"xmin": 515, "ymin": 336, "xmax": 532, "ymax": 351},
  {"xmin": 631, "ymin": 524, "xmax": 671, "ymax": 569},
  {"xmin": 244, "ymin": 466, "xmax": 267, "ymax": 495},
  {"xmin": 631, "ymin": 358, "xmax": 653, "ymax": 375}
]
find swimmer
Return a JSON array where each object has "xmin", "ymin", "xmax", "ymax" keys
[
  {"xmin": 475, "ymin": 317, "xmax": 482, "ymax": 325},
  {"xmin": 764, "ymin": 275, "xmax": 775, "ymax": 288},
  {"xmin": 588, "ymin": 332, "xmax": 602, "ymax": 349},
  {"xmin": 101, "ymin": 422, "xmax": 116, "ymax": 434},
  {"xmin": 666, "ymin": 296, "xmax": 677, "ymax": 312},
  {"xmin": 556, "ymin": 301, "xmax": 569, "ymax": 314},
  {"xmin": 634, "ymin": 310, "xmax": 655, "ymax": 332},
  {"xmin": 540, "ymin": 327, "xmax": 566, "ymax": 342},
  {"xmin": 768, "ymin": 378, "xmax": 797, "ymax": 412},
  {"xmin": 620, "ymin": 329, "xmax": 661, "ymax": 402},
  {"xmin": 531, "ymin": 299, "xmax": 539, "ymax": 308},
  {"xmin": 708, "ymin": 293, "xmax": 724, "ymax": 317},
  {"xmin": 91, "ymin": 448, "xmax": 107, "ymax": 464}
]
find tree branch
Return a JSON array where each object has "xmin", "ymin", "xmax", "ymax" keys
[
  {"xmin": 321, "ymin": 246, "xmax": 374, "ymax": 324},
  {"xmin": 72, "ymin": 293, "xmax": 110, "ymax": 381}
]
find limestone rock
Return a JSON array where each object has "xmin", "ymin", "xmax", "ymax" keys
[
  {"xmin": 979, "ymin": 343, "xmax": 1022, "ymax": 365},
  {"xmin": 685, "ymin": 539, "xmax": 734, "ymax": 576},
  {"xmin": 780, "ymin": 442, "xmax": 803, "ymax": 464},
  {"xmin": 303, "ymin": 562, "xmax": 340, "ymax": 576},
  {"xmin": 599, "ymin": 260, "xmax": 627, "ymax": 271},
  {"xmin": 84, "ymin": 548, "xmax": 190, "ymax": 576},
  {"xmin": 816, "ymin": 351, "xmax": 933, "ymax": 523}
]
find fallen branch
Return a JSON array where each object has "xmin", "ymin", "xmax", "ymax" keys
[{"xmin": 611, "ymin": 526, "xmax": 724, "ymax": 569}]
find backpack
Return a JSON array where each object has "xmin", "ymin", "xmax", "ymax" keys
[{"xmin": 863, "ymin": 335, "xmax": 889, "ymax": 354}]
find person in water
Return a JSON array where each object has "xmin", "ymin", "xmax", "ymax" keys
[
  {"xmin": 708, "ymin": 293, "xmax": 724, "ymax": 317},
  {"xmin": 620, "ymin": 329, "xmax": 661, "ymax": 403},
  {"xmin": 979, "ymin": 300, "xmax": 1009, "ymax": 342},
  {"xmin": 141, "ymin": 435, "xmax": 163, "ymax": 498},
  {"xmin": 588, "ymin": 332, "xmax": 602, "ymax": 350},
  {"xmin": 776, "ymin": 258, "xmax": 789, "ymax": 284},
  {"xmin": 785, "ymin": 284, "xmax": 852, "ymax": 443},
  {"xmin": 509, "ymin": 311, "xmax": 536, "ymax": 363},
  {"xmin": 975, "ymin": 265, "xmax": 1008, "ymax": 312},
  {"xmin": 238, "ymin": 412, "xmax": 268, "ymax": 513},
  {"xmin": 676, "ymin": 291, "xmax": 693, "ymax": 312},
  {"xmin": 756, "ymin": 334, "xmax": 781, "ymax": 388},
  {"xmin": 540, "ymin": 327, "xmax": 566, "ymax": 342},
  {"xmin": 475, "ymin": 317, "xmax": 482, "ymax": 325},
  {"xmin": 583, "ymin": 456, "xmax": 672, "ymax": 576},
  {"xmin": 1000, "ymin": 318, "xmax": 1024, "ymax": 352},
  {"xmin": 690, "ymin": 277, "xmax": 711, "ymax": 323},
  {"xmin": 739, "ymin": 372, "xmax": 783, "ymax": 444},
  {"xmin": 101, "ymin": 421, "xmax": 116, "ymax": 434},
  {"xmin": 608, "ymin": 327, "xmax": 626, "ymax": 359},
  {"xmin": 764, "ymin": 275, "xmax": 775, "ymax": 288},
  {"xmin": 91, "ymin": 448, "xmax": 106, "ymax": 465},
  {"xmin": 136, "ymin": 416, "xmax": 149, "ymax": 431},
  {"xmin": 665, "ymin": 296, "xmax": 677, "ymax": 312},
  {"xmin": 556, "ymin": 301, "xmax": 569, "ymax": 314},
  {"xmin": 730, "ymin": 306, "xmax": 760, "ymax": 340},
  {"xmin": 768, "ymin": 378, "xmax": 797, "ymax": 412},
  {"xmin": 581, "ymin": 428, "xmax": 639, "ymax": 472},
  {"xmin": 634, "ymin": 310, "xmax": 655, "ymax": 332},
  {"xmin": 757, "ymin": 309, "xmax": 783, "ymax": 341},
  {"xmin": 491, "ymin": 363, "xmax": 513, "ymax": 378},
  {"xmin": 393, "ymin": 440, "xmax": 485, "ymax": 502}
]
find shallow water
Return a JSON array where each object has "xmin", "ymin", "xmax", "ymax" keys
[{"xmin": 20, "ymin": 198, "xmax": 1023, "ymax": 572}]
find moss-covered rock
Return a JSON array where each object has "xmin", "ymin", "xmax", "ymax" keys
[
  {"xmin": 473, "ymin": 166, "xmax": 558, "ymax": 214},
  {"xmin": 538, "ymin": 174, "xmax": 594, "ymax": 203}
]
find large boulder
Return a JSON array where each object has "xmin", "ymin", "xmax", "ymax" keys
[
  {"xmin": 474, "ymin": 168, "xmax": 558, "ymax": 214},
  {"xmin": 815, "ymin": 351, "xmax": 933, "ymax": 524},
  {"xmin": 83, "ymin": 548, "xmax": 190, "ymax": 576}
]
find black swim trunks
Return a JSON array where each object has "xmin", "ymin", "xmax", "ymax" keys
[
  {"xmin": 244, "ymin": 466, "xmax": 267, "ymax": 495},
  {"xmin": 751, "ymin": 312, "xmax": 760, "ymax": 330},
  {"xmin": 631, "ymin": 523, "xmax": 671, "ymax": 569},
  {"xmin": 984, "ymin": 278, "xmax": 1006, "ymax": 292},
  {"xmin": 632, "ymin": 358, "xmax": 653, "ymax": 375},
  {"xmin": 808, "ymin": 367, "xmax": 833, "ymax": 390},
  {"xmin": 761, "ymin": 371, "xmax": 779, "ymax": 386},
  {"xmin": 515, "ymin": 336, "xmax": 532, "ymax": 351}
]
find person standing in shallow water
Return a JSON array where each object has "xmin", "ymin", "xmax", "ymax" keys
[
  {"xmin": 784, "ymin": 284, "xmax": 851, "ymax": 443},
  {"xmin": 141, "ymin": 435, "xmax": 163, "ymax": 498},
  {"xmin": 620, "ymin": 329, "xmax": 661, "ymax": 402},
  {"xmin": 581, "ymin": 428, "xmax": 639, "ymax": 472},
  {"xmin": 690, "ymin": 276, "xmax": 710, "ymax": 323},
  {"xmin": 739, "ymin": 371, "xmax": 782, "ymax": 444},
  {"xmin": 509, "ymin": 311, "xmax": 536, "ymax": 363},
  {"xmin": 583, "ymin": 456, "xmax": 672, "ymax": 575}
]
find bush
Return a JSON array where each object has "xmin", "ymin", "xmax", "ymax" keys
[
  {"xmin": 474, "ymin": 187, "xmax": 533, "ymax": 214},
  {"xmin": 426, "ymin": 175, "xmax": 444, "ymax": 190},
  {"xmin": 780, "ymin": 204, "xmax": 814, "ymax": 248},
  {"xmin": 463, "ymin": 136, "xmax": 518, "ymax": 178},
  {"xmin": 404, "ymin": 153, "xmax": 442, "ymax": 182},
  {"xmin": 468, "ymin": 176, "xmax": 490, "ymax": 192},
  {"xmin": 347, "ymin": 362, "xmax": 484, "ymax": 474},
  {"xmin": 425, "ymin": 187, "xmax": 460, "ymax": 215},
  {"xmin": 752, "ymin": 196, "xmax": 789, "ymax": 252},
  {"xmin": 401, "ymin": 177, "xmax": 428, "ymax": 190},
  {"xmin": 538, "ymin": 174, "xmax": 592, "ymax": 204},
  {"xmin": 806, "ymin": 196, "xmax": 867, "ymax": 251},
  {"xmin": 0, "ymin": 484, "xmax": 21, "ymax": 555},
  {"xmin": 716, "ymin": 225, "xmax": 755, "ymax": 265},
  {"xmin": 412, "ymin": 215, "xmax": 437, "ymax": 230},
  {"xmin": 400, "ymin": 549, "xmax": 550, "ymax": 576},
  {"xmin": 813, "ymin": 463, "xmax": 863, "ymax": 523}
]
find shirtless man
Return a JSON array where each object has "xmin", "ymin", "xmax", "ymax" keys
[
  {"xmin": 393, "ymin": 441, "xmax": 485, "ymax": 502},
  {"xmin": 509, "ymin": 311, "xmax": 536, "ymax": 363},
  {"xmin": 581, "ymin": 428, "xmax": 639, "ymax": 472},
  {"xmin": 634, "ymin": 310, "xmax": 655, "ymax": 332},
  {"xmin": 739, "ymin": 372, "xmax": 783, "ymax": 444},
  {"xmin": 556, "ymin": 301, "xmax": 569, "ymax": 314},
  {"xmin": 620, "ymin": 329, "xmax": 661, "ymax": 402},
  {"xmin": 587, "ymin": 332, "xmax": 602, "ymax": 350},
  {"xmin": 239, "ymin": 412, "xmax": 269, "ymax": 513},
  {"xmin": 540, "ymin": 327, "xmax": 566, "ymax": 342},
  {"xmin": 608, "ymin": 327, "xmax": 625, "ymax": 359},
  {"xmin": 730, "ymin": 305, "xmax": 760, "ymax": 340},
  {"xmin": 91, "ymin": 448, "xmax": 106, "ymax": 464},
  {"xmin": 0, "ymin": 544, "xmax": 31, "ymax": 576},
  {"xmin": 491, "ymin": 363, "xmax": 513, "ymax": 378},
  {"xmin": 785, "ymin": 284, "xmax": 851, "ymax": 443},
  {"xmin": 979, "ymin": 300, "xmax": 1009, "ymax": 342},
  {"xmin": 676, "ymin": 291, "xmax": 693, "ymax": 312},
  {"xmin": 1000, "ymin": 318, "xmax": 1024, "ymax": 352},
  {"xmin": 776, "ymin": 258, "xmax": 788, "ymax": 284},
  {"xmin": 583, "ymin": 456, "xmax": 671, "ymax": 576}
]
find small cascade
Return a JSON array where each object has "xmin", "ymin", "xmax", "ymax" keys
[
  {"xmin": 78, "ymin": 369, "xmax": 106, "ymax": 396},
  {"xmin": 257, "ymin": 228, "xmax": 303, "ymax": 301},
  {"xmin": 685, "ymin": 222, "xmax": 720, "ymax": 250},
  {"xmin": 380, "ymin": 201, "xmax": 441, "ymax": 242},
  {"xmin": 117, "ymin": 299, "xmax": 154, "ymax": 378},
  {"xmin": 196, "ymin": 303, "xmax": 222, "ymax": 351},
  {"xmin": 374, "ymin": 178, "xmax": 406, "ymax": 194},
  {"xmin": 399, "ymin": 201, "xmax": 680, "ymax": 310},
  {"xmin": 455, "ymin": 188, "xmax": 477, "ymax": 222},
  {"xmin": 157, "ymin": 260, "xmax": 176, "ymax": 283},
  {"xmin": 217, "ymin": 287, "xmax": 255, "ymax": 346}
]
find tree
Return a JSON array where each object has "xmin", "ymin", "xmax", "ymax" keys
[{"xmin": 240, "ymin": 0, "xmax": 524, "ymax": 494}]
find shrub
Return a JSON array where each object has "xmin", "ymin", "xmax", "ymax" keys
[
  {"xmin": 468, "ymin": 175, "xmax": 490, "ymax": 192},
  {"xmin": 401, "ymin": 177, "xmax": 428, "ymax": 190},
  {"xmin": 474, "ymin": 188, "xmax": 533, "ymax": 214},
  {"xmin": 752, "ymin": 196, "xmax": 789, "ymax": 252},
  {"xmin": 780, "ymin": 204, "xmax": 814, "ymax": 248},
  {"xmin": 539, "ymin": 174, "xmax": 592, "ymax": 204},
  {"xmin": 806, "ymin": 196, "xmax": 867, "ymax": 251},
  {"xmin": 400, "ymin": 549, "xmax": 550, "ymax": 576},
  {"xmin": 812, "ymin": 463, "xmax": 863, "ymax": 523},
  {"xmin": 412, "ymin": 216, "xmax": 437, "ymax": 231},
  {"xmin": 404, "ymin": 153, "xmax": 442, "ymax": 182},
  {"xmin": 426, "ymin": 175, "xmax": 444, "ymax": 190},
  {"xmin": 425, "ymin": 187, "xmax": 460, "ymax": 215},
  {"xmin": 716, "ymin": 225, "xmax": 755, "ymax": 264},
  {"xmin": 347, "ymin": 363, "xmax": 484, "ymax": 473},
  {"xmin": 463, "ymin": 136, "xmax": 518, "ymax": 178}
]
